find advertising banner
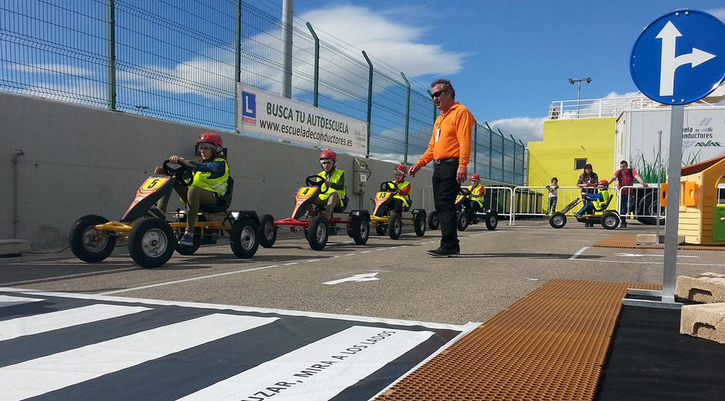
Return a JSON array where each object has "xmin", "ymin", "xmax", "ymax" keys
[{"xmin": 237, "ymin": 83, "xmax": 368, "ymax": 155}]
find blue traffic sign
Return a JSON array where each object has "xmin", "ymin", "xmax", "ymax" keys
[{"xmin": 630, "ymin": 10, "xmax": 725, "ymax": 105}]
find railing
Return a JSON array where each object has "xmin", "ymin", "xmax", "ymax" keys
[{"xmin": 548, "ymin": 93, "xmax": 716, "ymax": 120}]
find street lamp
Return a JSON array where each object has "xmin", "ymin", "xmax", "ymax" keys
[{"xmin": 569, "ymin": 77, "xmax": 591, "ymax": 116}]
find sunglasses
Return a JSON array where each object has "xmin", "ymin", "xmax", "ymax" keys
[
  {"xmin": 320, "ymin": 159, "xmax": 333, "ymax": 165},
  {"xmin": 431, "ymin": 89, "xmax": 448, "ymax": 99},
  {"xmin": 198, "ymin": 146, "xmax": 213, "ymax": 151}
]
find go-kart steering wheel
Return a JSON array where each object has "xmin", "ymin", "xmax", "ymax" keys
[
  {"xmin": 163, "ymin": 160, "xmax": 194, "ymax": 186},
  {"xmin": 459, "ymin": 187, "xmax": 471, "ymax": 196},
  {"xmin": 305, "ymin": 175, "xmax": 326, "ymax": 187},
  {"xmin": 380, "ymin": 181, "xmax": 397, "ymax": 192}
]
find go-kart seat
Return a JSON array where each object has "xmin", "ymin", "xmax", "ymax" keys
[
  {"xmin": 199, "ymin": 176, "xmax": 234, "ymax": 213},
  {"xmin": 593, "ymin": 193, "xmax": 614, "ymax": 213}
]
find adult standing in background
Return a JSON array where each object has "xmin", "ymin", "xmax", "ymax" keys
[
  {"xmin": 409, "ymin": 79, "xmax": 474, "ymax": 256},
  {"xmin": 577, "ymin": 163, "xmax": 599, "ymax": 196},
  {"xmin": 608, "ymin": 160, "xmax": 647, "ymax": 228}
]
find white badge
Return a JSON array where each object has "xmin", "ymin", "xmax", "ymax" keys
[{"xmin": 435, "ymin": 127, "xmax": 441, "ymax": 142}]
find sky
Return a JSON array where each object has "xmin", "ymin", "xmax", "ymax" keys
[{"xmin": 293, "ymin": 0, "xmax": 725, "ymax": 144}]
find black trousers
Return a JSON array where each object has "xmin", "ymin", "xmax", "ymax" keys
[{"xmin": 432, "ymin": 161, "xmax": 460, "ymax": 251}]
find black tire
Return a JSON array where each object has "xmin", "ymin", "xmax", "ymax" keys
[
  {"xmin": 69, "ymin": 215, "xmax": 116, "ymax": 263},
  {"xmin": 428, "ymin": 211, "xmax": 440, "ymax": 230},
  {"xmin": 127, "ymin": 217, "xmax": 176, "ymax": 268},
  {"xmin": 549, "ymin": 212, "xmax": 567, "ymax": 229},
  {"xmin": 258, "ymin": 214, "xmax": 277, "ymax": 248},
  {"xmin": 485, "ymin": 214, "xmax": 498, "ymax": 231},
  {"xmin": 388, "ymin": 213, "xmax": 402, "ymax": 240},
  {"xmin": 414, "ymin": 212, "xmax": 426, "ymax": 236},
  {"xmin": 636, "ymin": 193, "xmax": 666, "ymax": 225},
  {"xmin": 457, "ymin": 212, "xmax": 469, "ymax": 231},
  {"xmin": 175, "ymin": 215, "xmax": 205, "ymax": 255},
  {"xmin": 307, "ymin": 215, "xmax": 329, "ymax": 250},
  {"xmin": 602, "ymin": 212, "xmax": 620, "ymax": 230},
  {"xmin": 350, "ymin": 216, "xmax": 369, "ymax": 245},
  {"xmin": 230, "ymin": 216, "xmax": 259, "ymax": 258},
  {"xmin": 375, "ymin": 224, "xmax": 387, "ymax": 236}
]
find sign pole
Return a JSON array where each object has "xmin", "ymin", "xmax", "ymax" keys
[{"xmin": 661, "ymin": 105, "xmax": 684, "ymax": 302}]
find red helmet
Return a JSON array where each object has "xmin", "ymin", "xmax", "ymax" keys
[
  {"xmin": 198, "ymin": 132, "xmax": 223, "ymax": 151},
  {"xmin": 599, "ymin": 180, "xmax": 609, "ymax": 187},
  {"xmin": 471, "ymin": 174, "xmax": 481, "ymax": 180},
  {"xmin": 319, "ymin": 150, "xmax": 337, "ymax": 162},
  {"xmin": 394, "ymin": 163, "xmax": 408, "ymax": 176}
]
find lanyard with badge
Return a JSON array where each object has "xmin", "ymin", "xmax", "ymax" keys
[{"xmin": 435, "ymin": 111, "xmax": 449, "ymax": 143}]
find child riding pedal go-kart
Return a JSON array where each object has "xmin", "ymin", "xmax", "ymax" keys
[
  {"xmin": 454, "ymin": 173, "xmax": 497, "ymax": 231},
  {"xmin": 370, "ymin": 164, "xmax": 427, "ymax": 239},
  {"xmin": 68, "ymin": 132, "xmax": 261, "ymax": 268},
  {"xmin": 257, "ymin": 150, "xmax": 370, "ymax": 251},
  {"xmin": 549, "ymin": 180, "xmax": 620, "ymax": 230}
]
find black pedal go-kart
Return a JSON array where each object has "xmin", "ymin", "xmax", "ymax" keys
[
  {"xmin": 369, "ymin": 181, "xmax": 427, "ymax": 239},
  {"xmin": 427, "ymin": 187, "xmax": 498, "ymax": 231},
  {"xmin": 69, "ymin": 161, "xmax": 260, "ymax": 268},
  {"xmin": 257, "ymin": 175, "xmax": 370, "ymax": 251},
  {"xmin": 549, "ymin": 197, "xmax": 620, "ymax": 230}
]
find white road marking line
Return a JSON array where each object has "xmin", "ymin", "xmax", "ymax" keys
[
  {"xmin": 0, "ymin": 295, "xmax": 44, "ymax": 308},
  {"xmin": 284, "ymin": 262, "xmax": 298, "ymax": 266},
  {"xmin": 360, "ymin": 251, "xmax": 372, "ymax": 254},
  {"xmin": 345, "ymin": 253, "xmax": 355, "ymax": 257},
  {"xmin": 0, "ymin": 314, "xmax": 277, "ymax": 401},
  {"xmin": 582, "ymin": 259, "xmax": 725, "ymax": 268},
  {"xmin": 615, "ymin": 252, "xmax": 698, "ymax": 258},
  {"xmin": 569, "ymin": 247, "xmax": 589, "ymax": 260},
  {"xmin": 0, "ymin": 267, "xmax": 140, "ymax": 287},
  {"xmin": 323, "ymin": 272, "xmax": 380, "ymax": 285},
  {"xmin": 0, "ymin": 304, "xmax": 151, "ymax": 342},
  {"xmin": 307, "ymin": 259, "xmax": 320, "ymax": 263},
  {"xmin": 176, "ymin": 326, "xmax": 432, "ymax": 401}
]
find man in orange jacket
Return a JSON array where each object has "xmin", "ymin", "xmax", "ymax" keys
[{"xmin": 410, "ymin": 79, "xmax": 474, "ymax": 256}]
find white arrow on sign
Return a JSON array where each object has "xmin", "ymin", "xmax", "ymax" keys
[
  {"xmin": 323, "ymin": 272, "xmax": 380, "ymax": 285},
  {"xmin": 657, "ymin": 20, "xmax": 716, "ymax": 97}
]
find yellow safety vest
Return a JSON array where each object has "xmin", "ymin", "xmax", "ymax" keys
[
  {"xmin": 468, "ymin": 184, "xmax": 484, "ymax": 207},
  {"xmin": 317, "ymin": 168, "xmax": 346, "ymax": 206},
  {"xmin": 394, "ymin": 180, "xmax": 411, "ymax": 207},
  {"xmin": 592, "ymin": 190, "xmax": 610, "ymax": 211},
  {"xmin": 191, "ymin": 158, "xmax": 229, "ymax": 196}
]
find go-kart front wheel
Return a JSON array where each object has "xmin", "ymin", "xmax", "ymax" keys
[
  {"xmin": 457, "ymin": 212, "xmax": 469, "ymax": 231},
  {"xmin": 485, "ymin": 213, "xmax": 498, "ymax": 231},
  {"xmin": 549, "ymin": 212, "xmax": 567, "ymax": 229},
  {"xmin": 375, "ymin": 224, "xmax": 387, "ymax": 236},
  {"xmin": 414, "ymin": 211, "xmax": 426, "ymax": 236},
  {"xmin": 230, "ymin": 217, "xmax": 259, "ymax": 258},
  {"xmin": 307, "ymin": 216, "xmax": 329, "ymax": 250},
  {"xmin": 258, "ymin": 214, "xmax": 277, "ymax": 248},
  {"xmin": 428, "ymin": 211, "xmax": 439, "ymax": 230},
  {"xmin": 69, "ymin": 215, "xmax": 117, "ymax": 263},
  {"xmin": 388, "ymin": 213, "xmax": 403, "ymax": 240},
  {"xmin": 601, "ymin": 211, "xmax": 620, "ymax": 230},
  {"xmin": 349, "ymin": 216, "xmax": 369, "ymax": 245},
  {"xmin": 128, "ymin": 217, "xmax": 176, "ymax": 268}
]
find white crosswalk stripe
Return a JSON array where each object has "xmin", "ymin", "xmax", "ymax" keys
[{"xmin": 0, "ymin": 295, "xmax": 44, "ymax": 308}]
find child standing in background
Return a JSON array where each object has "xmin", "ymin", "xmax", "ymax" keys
[{"xmin": 546, "ymin": 177, "xmax": 559, "ymax": 215}]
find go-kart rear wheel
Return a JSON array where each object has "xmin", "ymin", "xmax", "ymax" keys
[
  {"xmin": 258, "ymin": 214, "xmax": 277, "ymax": 248},
  {"xmin": 375, "ymin": 224, "xmax": 387, "ymax": 236},
  {"xmin": 388, "ymin": 213, "xmax": 402, "ymax": 240},
  {"xmin": 230, "ymin": 216, "xmax": 259, "ymax": 258},
  {"xmin": 428, "ymin": 211, "xmax": 439, "ymax": 230},
  {"xmin": 128, "ymin": 217, "xmax": 176, "ymax": 268},
  {"xmin": 414, "ymin": 211, "xmax": 426, "ymax": 236},
  {"xmin": 307, "ymin": 216, "xmax": 329, "ymax": 250},
  {"xmin": 549, "ymin": 212, "xmax": 567, "ymax": 229},
  {"xmin": 349, "ymin": 216, "xmax": 369, "ymax": 245},
  {"xmin": 457, "ymin": 212, "xmax": 469, "ymax": 231},
  {"xmin": 485, "ymin": 213, "xmax": 498, "ymax": 231},
  {"xmin": 601, "ymin": 211, "xmax": 620, "ymax": 230},
  {"xmin": 69, "ymin": 215, "xmax": 116, "ymax": 263}
]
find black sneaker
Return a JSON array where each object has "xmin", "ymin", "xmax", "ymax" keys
[{"xmin": 427, "ymin": 247, "xmax": 460, "ymax": 257}]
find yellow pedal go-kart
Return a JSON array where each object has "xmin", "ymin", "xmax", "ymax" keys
[
  {"xmin": 370, "ymin": 181, "xmax": 427, "ymax": 239},
  {"xmin": 69, "ymin": 161, "xmax": 260, "ymax": 268},
  {"xmin": 549, "ymin": 197, "xmax": 620, "ymax": 230}
]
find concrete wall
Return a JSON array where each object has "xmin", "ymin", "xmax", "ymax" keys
[{"xmin": 0, "ymin": 93, "xmax": 435, "ymax": 248}]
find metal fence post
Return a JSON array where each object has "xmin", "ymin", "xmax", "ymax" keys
[
  {"xmin": 498, "ymin": 129, "xmax": 505, "ymax": 182},
  {"xmin": 234, "ymin": 0, "xmax": 242, "ymax": 128},
  {"xmin": 306, "ymin": 22, "xmax": 319, "ymax": 107},
  {"xmin": 281, "ymin": 0, "xmax": 293, "ymax": 98},
  {"xmin": 473, "ymin": 122, "xmax": 478, "ymax": 174},
  {"xmin": 362, "ymin": 51, "xmax": 373, "ymax": 158},
  {"xmin": 510, "ymin": 134, "xmax": 516, "ymax": 184},
  {"xmin": 427, "ymin": 90, "xmax": 437, "ymax": 121},
  {"xmin": 519, "ymin": 139, "xmax": 525, "ymax": 185},
  {"xmin": 485, "ymin": 122, "xmax": 493, "ymax": 180},
  {"xmin": 106, "ymin": 0, "xmax": 116, "ymax": 110},
  {"xmin": 400, "ymin": 72, "xmax": 410, "ymax": 164}
]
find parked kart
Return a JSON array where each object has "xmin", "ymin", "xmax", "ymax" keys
[
  {"xmin": 69, "ymin": 161, "xmax": 260, "ymax": 268},
  {"xmin": 549, "ymin": 197, "xmax": 620, "ymax": 230},
  {"xmin": 257, "ymin": 175, "xmax": 370, "ymax": 251},
  {"xmin": 452, "ymin": 187, "xmax": 498, "ymax": 231},
  {"xmin": 369, "ymin": 181, "xmax": 426, "ymax": 239}
]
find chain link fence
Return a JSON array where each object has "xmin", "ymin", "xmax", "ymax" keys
[{"xmin": 0, "ymin": 0, "xmax": 525, "ymax": 185}]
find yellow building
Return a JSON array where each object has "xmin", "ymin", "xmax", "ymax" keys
[{"xmin": 527, "ymin": 117, "xmax": 616, "ymax": 187}]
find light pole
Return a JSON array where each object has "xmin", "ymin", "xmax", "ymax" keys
[{"xmin": 569, "ymin": 77, "xmax": 591, "ymax": 116}]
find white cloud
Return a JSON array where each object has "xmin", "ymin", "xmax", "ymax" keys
[
  {"xmin": 488, "ymin": 117, "xmax": 546, "ymax": 145},
  {"xmin": 706, "ymin": 7, "xmax": 725, "ymax": 21}
]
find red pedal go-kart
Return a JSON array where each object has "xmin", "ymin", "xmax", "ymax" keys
[
  {"xmin": 370, "ymin": 181, "xmax": 426, "ymax": 239},
  {"xmin": 257, "ymin": 175, "xmax": 370, "ymax": 250},
  {"xmin": 69, "ymin": 161, "xmax": 260, "ymax": 268},
  {"xmin": 427, "ymin": 188, "xmax": 498, "ymax": 231}
]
